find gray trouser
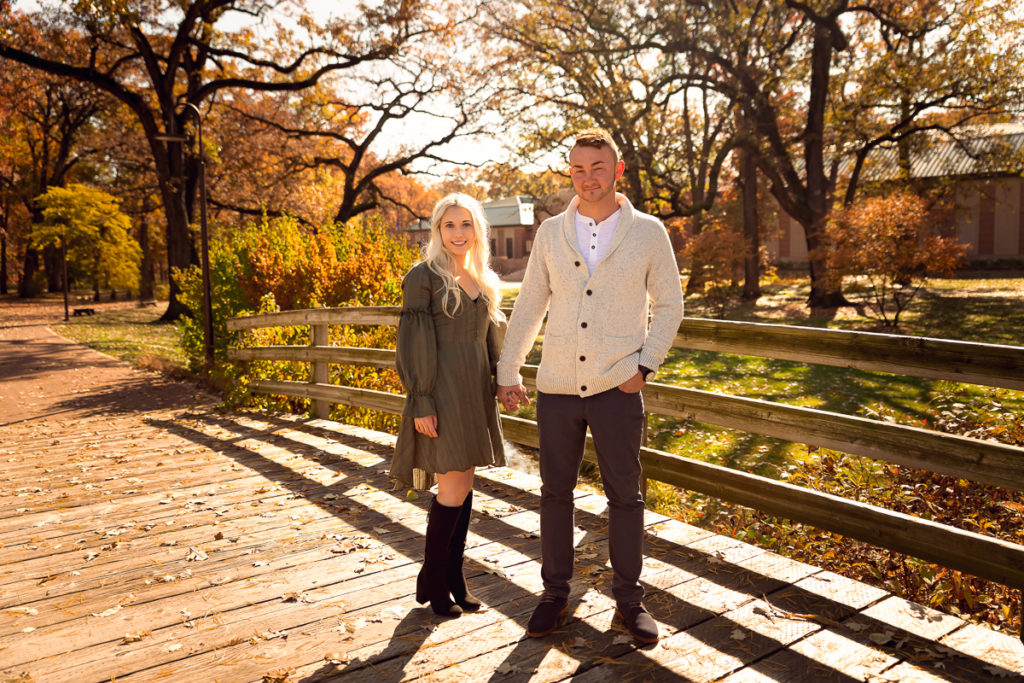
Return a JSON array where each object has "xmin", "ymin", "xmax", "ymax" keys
[{"xmin": 536, "ymin": 388, "xmax": 646, "ymax": 605}]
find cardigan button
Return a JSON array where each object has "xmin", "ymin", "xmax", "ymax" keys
[
  {"xmin": 586, "ymin": 289, "xmax": 592, "ymax": 295},
  {"xmin": 574, "ymin": 261, "xmax": 580, "ymax": 267},
  {"xmin": 581, "ymin": 385, "xmax": 587, "ymax": 391},
  {"xmin": 579, "ymin": 355, "xmax": 586, "ymax": 361},
  {"xmin": 580, "ymin": 322, "xmax": 587, "ymax": 328}
]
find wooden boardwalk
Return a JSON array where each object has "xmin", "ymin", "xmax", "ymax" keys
[{"xmin": 2, "ymin": 400, "xmax": 1023, "ymax": 682}]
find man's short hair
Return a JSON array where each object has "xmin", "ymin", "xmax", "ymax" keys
[{"xmin": 572, "ymin": 127, "xmax": 619, "ymax": 164}]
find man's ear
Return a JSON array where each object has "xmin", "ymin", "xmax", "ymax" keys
[{"xmin": 615, "ymin": 160, "xmax": 625, "ymax": 180}]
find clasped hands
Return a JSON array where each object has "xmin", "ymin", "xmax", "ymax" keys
[{"xmin": 497, "ymin": 371, "xmax": 646, "ymax": 413}]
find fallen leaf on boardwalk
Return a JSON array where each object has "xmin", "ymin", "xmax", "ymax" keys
[
  {"xmin": 372, "ymin": 527, "xmax": 389, "ymax": 535},
  {"xmin": 261, "ymin": 670, "xmax": 292, "ymax": 683},
  {"xmin": 845, "ymin": 621, "xmax": 868, "ymax": 632},
  {"xmin": 984, "ymin": 665, "xmax": 1017, "ymax": 678},
  {"xmin": 253, "ymin": 561, "xmax": 268, "ymax": 567},
  {"xmin": 214, "ymin": 532, "xmax": 224, "ymax": 540},
  {"xmin": 167, "ymin": 643, "xmax": 182, "ymax": 652},
  {"xmin": 868, "ymin": 632, "xmax": 893, "ymax": 645},
  {"xmin": 121, "ymin": 631, "xmax": 150, "ymax": 644},
  {"xmin": 185, "ymin": 547, "xmax": 208, "ymax": 561},
  {"xmin": 730, "ymin": 628, "xmax": 747, "ymax": 641},
  {"xmin": 84, "ymin": 551, "xmax": 99, "ymax": 561},
  {"xmin": 249, "ymin": 630, "xmax": 287, "ymax": 644},
  {"xmin": 564, "ymin": 635, "xmax": 590, "ymax": 650},
  {"xmin": 91, "ymin": 605, "xmax": 122, "ymax": 618},
  {"xmin": 381, "ymin": 605, "xmax": 406, "ymax": 620},
  {"xmin": 159, "ymin": 575, "xmax": 176, "ymax": 583},
  {"xmin": 22, "ymin": 627, "xmax": 35, "ymax": 633},
  {"xmin": 612, "ymin": 634, "xmax": 633, "ymax": 645},
  {"xmin": 324, "ymin": 651, "xmax": 350, "ymax": 665},
  {"xmin": 5, "ymin": 608, "xmax": 39, "ymax": 616},
  {"xmin": 496, "ymin": 662, "xmax": 520, "ymax": 675}
]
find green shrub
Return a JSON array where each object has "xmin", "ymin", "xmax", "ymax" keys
[{"xmin": 176, "ymin": 214, "xmax": 417, "ymax": 432}]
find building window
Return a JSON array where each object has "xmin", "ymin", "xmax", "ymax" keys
[
  {"xmin": 490, "ymin": 238, "xmax": 496, "ymax": 257},
  {"xmin": 505, "ymin": 237, "xmax": 514, "ymax": 259},
  {"xmin": 524, "ymin": 239, "xmax": 532, "ymax": 254}
]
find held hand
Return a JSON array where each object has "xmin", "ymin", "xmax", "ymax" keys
[
  {"xmin": 414, "ymin": 415, "xmax": 438, "ymax": 438},
  {"xmin": 497, "ymin": 384, "xmax": 530, "ymax": 412},
  {"xmin": 617, "ymin": 371, "xmax": 646, "ymax": 394}
]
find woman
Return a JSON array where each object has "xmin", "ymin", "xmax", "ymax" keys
[{"xmin": 391, "ymin": 193, "xmax": 507, "ymax": 617}]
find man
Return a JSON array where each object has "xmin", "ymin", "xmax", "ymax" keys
[{"xmin": 497, "ymin": 128, "xmax": 684, "ymax": 643}]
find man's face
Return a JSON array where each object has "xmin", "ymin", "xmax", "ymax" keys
[{"xmin": 568, "ymin": 143, "xmax": 623, "ymax": 205}]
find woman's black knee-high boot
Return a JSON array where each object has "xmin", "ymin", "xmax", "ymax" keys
[
  {"xmin": 416, "ymin": 497, "xmax": 463, "ymax": 617},
  {"xmin": 447, "ymin": 491, "xmax": 482, "ymax": 611}
]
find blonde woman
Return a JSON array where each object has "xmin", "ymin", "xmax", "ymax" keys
[{"xmin": 391, "ymin": 193, "xmax": 507, "ymax": 617}]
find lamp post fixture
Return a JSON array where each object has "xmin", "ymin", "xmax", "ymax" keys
[{"xmin": 159, "ymin": 104, "xmax": 214, "ymax": 371}]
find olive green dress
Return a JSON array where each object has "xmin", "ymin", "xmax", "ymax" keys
[{"xmin": 390, "ymin": 262, "xmax": 507, "ymax": 489}]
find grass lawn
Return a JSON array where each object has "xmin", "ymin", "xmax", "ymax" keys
[{"xmin": 53, "ymin": 301, "xmax": 190, "ymax": 377}]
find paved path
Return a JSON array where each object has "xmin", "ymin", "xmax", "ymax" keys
[{"xmin": 1, "ymin": 299, "xmax": 1023, "ymax": 682}]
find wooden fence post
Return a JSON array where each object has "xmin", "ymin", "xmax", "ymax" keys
[{"xmin": 311, "ymin": 323, "xmax": 330, "ymax": 419}]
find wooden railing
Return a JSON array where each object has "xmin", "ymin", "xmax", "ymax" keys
[{"xmin": 227, "ymin": 306, "xmax": 1024, "ymax": 632}]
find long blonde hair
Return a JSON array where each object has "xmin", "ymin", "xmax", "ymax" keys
[{"xmin": 423, "ymin": 193, "xmax": 505, "ymax": 323}]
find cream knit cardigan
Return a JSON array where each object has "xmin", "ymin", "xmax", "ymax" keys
[{"xmin": 497, "ymin": 194, "xmax": 684, "ymax": 396}]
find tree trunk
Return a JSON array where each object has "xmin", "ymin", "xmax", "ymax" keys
[
  {"xmin": 741, "ymin": 143, "xmax": 760, "ymax": 300},
  {"xmin": 18, "ymin": 247, "xmax": 41, "ymax": 297},
  {"xmin": 138, "ymin": 206, "xmax": 154, "ymax": 301},
  {"xmin": 1, "ymin": 200, "xmax": 7, "ymax": 295},
  {"xmin": 157, "ymin": 174, "xmax": 198, "ymax": 322},
  {"xmin": 44, "ymin": 244, "xmax": 62, "ymax": 292}
]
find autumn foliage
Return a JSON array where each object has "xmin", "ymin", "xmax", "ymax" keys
[
  {"xmin": 820, "ymin": 192, "xmax": 966, "ymax": 327},
  {"xmin": 175, "ymin": 215, "xmax": 417, "ymax": 431}
]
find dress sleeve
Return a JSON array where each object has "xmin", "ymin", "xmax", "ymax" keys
[
  {"xmin": 487, "ymin": 317, "xmax": 507, "ymax": 376},
  {"xmin": 395, "ymin": 266, "xmax": 437, "ymax": 418}
]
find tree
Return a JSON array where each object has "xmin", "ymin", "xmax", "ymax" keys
[
  {"xmin": 31, "ymin": 184, "xmax": 141, "ymax": 299},
  {"xmin": 1, "ymin": 0, "xmax": 447, "ymax": 319},
  {"xmin": 0, "ymin": 19, "xmax": 104, "ymax": 296},
  {"xmin": 485, "ymin": 0, "xmax": 736, "ymax": 232},
  {"xmin": 643, "ymin": 0, "xmax": 1023, "ymax": 307},
  {"xmin": 820, "ymin": 191, "xmax": 966, "ymax": 327}
]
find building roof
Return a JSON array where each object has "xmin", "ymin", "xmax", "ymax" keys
[
  {"xmin": 482, "ymin": 196, "xmax": 535, "ymax": 227},
  {"xmin": 855, "ymin": 122, "xmax": 1024, "ymax": 183},
  {"xmin": 403, "ymin": 196, "xmax": 536, "ymax": 232}
]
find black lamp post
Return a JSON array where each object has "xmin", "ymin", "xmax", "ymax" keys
[
  {"xmin": 158, "ymin": 104, "xmax": 214, "ymax": 371},
  {"xmin": 185, "ymin": 103, "xmax": 215, "ymax": 372}
]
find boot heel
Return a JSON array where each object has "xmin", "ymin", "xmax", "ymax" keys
[{"xmin": 415, "ymin": 572, "xmax": 427, "ymax": 604}]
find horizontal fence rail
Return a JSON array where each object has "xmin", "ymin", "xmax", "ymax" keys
[
  {"xmin": 227, "ymin": 306, "xmax": 1024, "ymax": 609},
  {"xmin": 228, "ymin": 307, "xmax": 1024, "ymax": 390}
]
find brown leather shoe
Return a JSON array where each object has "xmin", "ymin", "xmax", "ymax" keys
[
  {"xmin": 615, "ymin": 602, "xmax": 659, "ymax": 643},
  {"xmin": 526, "ymin": 594, "xmax": 568, "ymax": 637}
]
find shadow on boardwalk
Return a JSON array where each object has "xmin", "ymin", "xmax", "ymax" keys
[{"xmin": 0, "ymin": 301, "xmax": 1022, "ymax": 680}]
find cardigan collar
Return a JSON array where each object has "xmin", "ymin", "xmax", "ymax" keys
[{"xmin": 561, "ymin": 192, "xmax": 635, "ymax": 264}]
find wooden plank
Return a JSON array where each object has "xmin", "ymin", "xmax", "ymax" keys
[
  {"xmin": 642, "ymin": 382, "xmax": 1024, "ymax": 492},
  {"xmin": 635, "ymin": 444, "xmax": 1024, "ymax": 590},
  {"xmin": 675, "ymin": 318, "xmax": 1024, "ymax": 391},
  {"xmin": 248, "ymin": 380, "xmax": 404, "ymax": 415},
  {"xmin": 235, "ymin": 380, "xmax": 1024, "ymax": 591},
  {"xmin": 228, "ymin": 345, "xmax": 396, "ymax": 368},
  {"xmin": 226, "ymin": 306, "xmax": 401, "ymax": 331}
]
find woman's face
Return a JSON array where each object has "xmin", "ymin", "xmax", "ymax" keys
[{"xmin": 439, "ymin": 205, "xmax": 475, "ymax": 260}]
